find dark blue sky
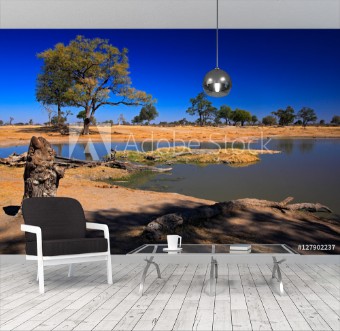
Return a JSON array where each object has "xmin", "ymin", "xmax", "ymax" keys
[{"xmin": 0, "ymin": 29, "xmax": 339, "ymax": 124}]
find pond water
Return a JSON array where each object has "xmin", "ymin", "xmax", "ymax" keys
[
  {"xmin": 1, "ymin": 139, "xmax": 339, "ymax": 214},
  {"xmin": 110, "ymin": 139, "xmax": 340, "ymax": 214},
  {"xmin": 0, "ymin": 140, "xmax": 263, "ymax": 160}
]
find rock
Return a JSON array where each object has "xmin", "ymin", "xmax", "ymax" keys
[
  {"xmin": 144, "ymin": 213, "xmax": 184, "ymax": 240},
  {"xmin": 23, "ymin": 136, "xmax": 65, "ymax": 199}
]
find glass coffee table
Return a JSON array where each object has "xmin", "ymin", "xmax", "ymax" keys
[{"xmin": 128, "ymin": 244, "xmax": 298, "ymax": 295}]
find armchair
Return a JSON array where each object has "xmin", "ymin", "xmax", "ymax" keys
[{"xmin": 21, "ymin": 197, "xmax": 113, "ymax": 293}]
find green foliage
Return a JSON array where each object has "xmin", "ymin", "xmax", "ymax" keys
[
  {"xmin": 331, "ymin": 115, "xmax": 340, "ymax": 125},
  {"xmin": 132, "ymin": 115, "xmax": 142, "ymax": 124},
  {"xmin": 138, "ymin": 104, "xmax": 159, "ymax": 124},
  {"xmin": 217, "ymin": 105, "xmax": 232, "ymax": 124},
  {"xmin": 262, "ymin": 116, "xmax": 277, "ymax": 126},
  {"xmin": 231, "ymin": 109, "xmax": 252, "ymax": 126},
  {"xmin": 178, "ymin": 118, "xmax": 188, "ymax": 125},
  {"xmin": 251, "ymin": 115, "xmax": 258, "ymax": 125},
  {"xmin": 51, "ymin": 115, "xmax": 65, "ymax": 126},
  {"xmin": 297, "ymin": 107, "xmax": 317, "ymax": 127},
  {"xmin": 0, "ymin": 120, "xmax": 3, "ymax": 126},
  {"xmin": 76, "ymin": 110, "xmax": 86, "ymax": 120},
  {"xmin": 319, "ymin": 119, "xmax": 325, "ymax": 125},
  {"xmin": 272, "ymin": 106, "xmax": 295, "ymax": 126},
  {"xmin": 186, "ymin": 92, "xmax": 216, "ymax": 126},
  {"xmin": 36, "ymin": 43, "xmax": 73, "ymax": 125},
  {"xmin": 76, "ymin": 110, "xmax": 96, "ymax": 124},
  {"xmin": 28, "ymin": 119, "xmax": 34, "ymax": 125}
]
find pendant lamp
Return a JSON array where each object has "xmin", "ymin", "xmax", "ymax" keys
[{"xmin": 203, "ymin": 0, "xmax": 232, "ymax": 97}]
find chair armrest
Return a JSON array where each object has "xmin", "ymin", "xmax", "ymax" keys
[
  {"xmin": 21, "ymin": 224, "xmax": 43, "ymax": 258},
  {"xmin": 21, "ymin": 224, "xmax": 42, "ymax": 235},
  {"xmin": 86, "ymin": 222, "xmax": 110, "ymax": 240}
]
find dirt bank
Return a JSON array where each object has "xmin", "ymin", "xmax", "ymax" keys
[{"xmin": 0, "ymin": 164, "xmax": 338, "ymax": 255}]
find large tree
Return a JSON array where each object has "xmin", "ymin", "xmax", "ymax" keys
[
  {"xmin": 231, "ymin": 109, "xmax": 252, "ymax": 126},
  {"xmin": 272, "ymin": 106, "xmax": 295, "ymax": 126},
  {"xmin": 138, "ymin": 104, "xmax": 159, "ymax": 124},
  {"xmin": 36, "ymin": 44, "xmax": 72, "ymax": 126},
  {"xmin": 186, "ymin": 92, "xmax": 216, "ymax": 126},
  {"xmin": 217, "ymin": 105, "xmax": 232, "ymax": 125},
  {"xmin": 297, "ymin": 107, "xmax": 317, "ymax": 127},
  {"xmin": 38, "ymin": 36, "xmax": 153, "ymax": 134},
  {"xmin": 262, "ymin": 115, "xmax": 277, "ymax": 126}
]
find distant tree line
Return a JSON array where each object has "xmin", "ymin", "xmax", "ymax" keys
[
  {"xmin": 0, "ymin": 117, "xmax": 40, "ymax": 126},
  {"xmin": 182, "ymin": 92, "xmax": 340, "ymax": 127}
]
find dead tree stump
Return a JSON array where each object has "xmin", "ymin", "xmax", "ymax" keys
[{"xmin": 23, "ymin": 136, "xmax": 65, "ymax": 199}]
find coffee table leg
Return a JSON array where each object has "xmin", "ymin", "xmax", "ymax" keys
[
  {"xmin": 139, "ymin": 256, "xmax": 161, "ymax": 295},
  {"xmin": 210, "ymin": 257, "xmax": 218, "ymax": 296},
  {"xmin": 215, "ymin": 260, "xmax": 218, "ymax": 279},
  {"xmin": 272, "ymin": 256, "xmax": 286, "ymax": 295}
]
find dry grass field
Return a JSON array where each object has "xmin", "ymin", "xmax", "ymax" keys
[{"xmin": 0, "ymin": 125, "xmax": 339, "ymax": 147}]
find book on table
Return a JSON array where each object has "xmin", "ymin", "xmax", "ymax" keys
[{"xmin": 230, "ymin": 244, "xmax": 251, "ymax": 251}]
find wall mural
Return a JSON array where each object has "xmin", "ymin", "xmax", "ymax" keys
[{"xmin": 0, "ymin": 29, "xmax": 339, "ymax": 255}]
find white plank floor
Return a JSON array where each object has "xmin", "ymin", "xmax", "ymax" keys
[{"xmin": 0, "ymin": 261, "xmax": 339, "ymax": 331}]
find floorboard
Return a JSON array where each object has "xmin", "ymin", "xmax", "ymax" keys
[{"xmin": 0, "ymin": 261, "xmax": 339, "ymax": 331}]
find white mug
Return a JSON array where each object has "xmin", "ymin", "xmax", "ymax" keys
[{"xmin": 167, "ymin": 235, "xmax": 182, "ymax": 250}]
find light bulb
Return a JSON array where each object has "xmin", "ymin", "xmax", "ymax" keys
[
  {"xmin": 203, "ymin": 68, "xmax": 232, "ymax": 97},
  {"xmin": 214, "ymin": 83, "xmax": 221, "ymax": 92}
]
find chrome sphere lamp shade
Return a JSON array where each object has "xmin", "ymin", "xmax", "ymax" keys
[{"xmin": 203, "ymin": 0, "xmax": 232, "ymax": 97}]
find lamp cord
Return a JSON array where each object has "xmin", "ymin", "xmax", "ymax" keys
[{"xmin": 216, "ymin": 0, "xmax": 219, "ymax": 68}]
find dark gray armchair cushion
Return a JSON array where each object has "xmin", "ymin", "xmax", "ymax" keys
[{"xmin": 26, "ymin": 238, "xmax": 108, "ymax": 256}]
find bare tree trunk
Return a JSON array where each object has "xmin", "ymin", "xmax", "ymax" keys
[
  {"xmin": 82, "ymin": 105, "xmax": 92, "ymax": 135},
  {"xmin": 83, "ymin": 118, "xmax": 90, "ymax": 135},
  {"xmin": 57, "ymin": 103, "xmax": 62, "ymax": 126},
  {"xmin": 23, "ymin": 136, "xmax": 65, "ymax": 199}
]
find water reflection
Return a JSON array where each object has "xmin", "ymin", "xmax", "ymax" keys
[
  {"xmin": 82, "ymin": 143, "xmax": 94, "ymax": 161},
  {"xmin": 298, "ymin": 140, "xmax": 315, "ymax": 153},
  {"xmin": 55, "ymin": 144, "xmax": 63, "ymax": 156},
  {"xmin": 275, "ymin": 140, "xmax": 294, "ymax": 154}
]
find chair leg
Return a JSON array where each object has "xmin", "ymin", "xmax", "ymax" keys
[
  {"xmin": 37, "ymin": 259, "xmax": 45, "ymax": 294},
  {"xmin": 68, "ymin": 264, "xmax": 73, "ymax": 277},
  {"xmin": 107, "ymin": 254, "xmax": 113, "ymax": 284}
]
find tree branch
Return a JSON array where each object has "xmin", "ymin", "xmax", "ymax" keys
[{"xmin": 94, "ymin": 100, "xmax": 142, "ymax": 111}]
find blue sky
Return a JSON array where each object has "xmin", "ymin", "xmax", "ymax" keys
[{"xmin": 0, "ymin": 29, "xmax": 339, "ymax": 124}]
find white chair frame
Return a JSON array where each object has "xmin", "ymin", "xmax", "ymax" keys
[{"xmin": 21, "ymin": 222, "xmax": 113, "ymax": 294}]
